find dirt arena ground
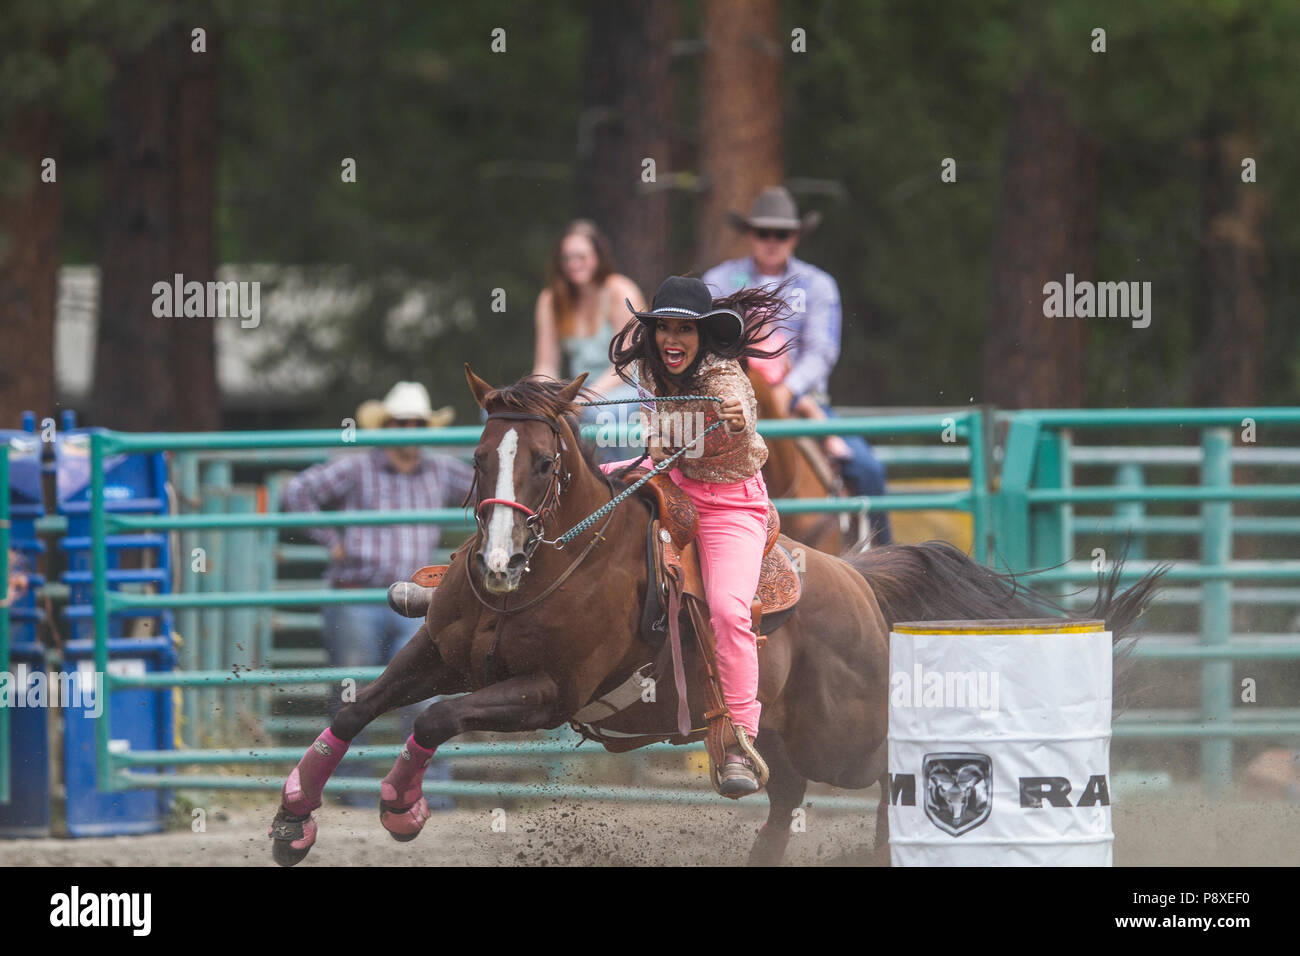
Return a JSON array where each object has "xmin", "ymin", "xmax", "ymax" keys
[{"xmin": 2, "ymin": 787, "xmax": 1297, "ymax": 866}]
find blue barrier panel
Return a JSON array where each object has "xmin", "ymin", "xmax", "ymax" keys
[
  {"xmin": 0, "ymin": 643, "xmax": 51, "ymax": 837},
  {"xmin": 57, "ymin": 427, "xmax": 175, "ymax": 835},
  {"xmin": 62, "ymin": 637, "xmax": 175, "ymax": 837},
  {"xmin": 1, "ymin": 426, "xmax": 49, "ymax": 834},
  {"xmin": 1, "ymin": 431, "xmax": 46, "ymax": 646}
]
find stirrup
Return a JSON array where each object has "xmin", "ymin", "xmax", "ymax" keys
[{"xmin": 708, "ymin": 724, "xmax": 768, "ymax": 798}]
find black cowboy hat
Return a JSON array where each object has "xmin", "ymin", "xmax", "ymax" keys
[{"xmin": 626, "ymin": 276, "xmax": 744, "ymax": 348}]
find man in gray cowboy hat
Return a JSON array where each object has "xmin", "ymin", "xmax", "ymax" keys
[{"xmin": 702, "ymin": 186, "xmax": 892, "ymax": 544}]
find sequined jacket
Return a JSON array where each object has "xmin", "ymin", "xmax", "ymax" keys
[{"xmin": 636, "ymin": 355, "xmax": 769, "ymax": 484}]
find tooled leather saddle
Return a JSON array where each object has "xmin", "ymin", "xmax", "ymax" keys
[{"xmin": 626, "ymin": 467, "xmax": 802, "ymax": 646}]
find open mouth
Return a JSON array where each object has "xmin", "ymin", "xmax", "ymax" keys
[{"xmin": 663, "ymin": 347, "xmax": 687, "ymax": 369}]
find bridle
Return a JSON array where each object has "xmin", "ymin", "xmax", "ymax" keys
[
  {"xmin": 465, "ymin": 395, "xmax": 724, "ymax": 615},
  {"xmin": 466, "ymin": 410, "xmax": 613, "ymax": 616},
  {"xmin": 471, "ymin": 411, "xmax": 571, "ymax": 567}
]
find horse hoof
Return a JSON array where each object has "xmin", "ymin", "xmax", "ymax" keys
[
  {"xmin": 268, "ymin": 807, "xmax": 317, "ymax": 866},
  {"xmin": 380, "ymin": 797, "xmax": 430, "ymax": 842}
]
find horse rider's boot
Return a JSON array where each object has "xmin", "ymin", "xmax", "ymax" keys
[
  {"xmin": 718, "ymin": 746, "xmax": 761, "ymax": 798},
  {"xmin": 269, "ymin": 728, "xmax": 350, "ymax": 866},
  {"xmin": 379, "ymin": 735, "xmax": 437, "ymax": 842},
  {"xmin": 387, "ymin": 581, "xmax": 435, "ymax": 618}
]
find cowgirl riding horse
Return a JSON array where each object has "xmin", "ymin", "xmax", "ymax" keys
[
  {"xmin": 599, "ymin": 276, "xmax": 791, "ymax": 795},
  {"xmin": 267, "ymin": 282, "xmax": 1165, "ymax": 865}
]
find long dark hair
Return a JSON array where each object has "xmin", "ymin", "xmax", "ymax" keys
[{"xmin": 609, "ymin": 282, "xmax": 797, "ymax": 394}]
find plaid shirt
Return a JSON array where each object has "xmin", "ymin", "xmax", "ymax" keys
[
  {"xmin": 701, "ymin": 254, "xmax": 843, "ymax": 403},
  {"xmin": 280, "ymin": 448, "xmax": 475, "ymax": 588}
]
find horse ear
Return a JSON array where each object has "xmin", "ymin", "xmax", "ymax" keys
[
  {"xmin": 465, "ymin": 364, "xmax": 495, "ymax": 409},
  {"xmin": 556, "ymin": 372, "xmax": 588, "ymax": 406}
]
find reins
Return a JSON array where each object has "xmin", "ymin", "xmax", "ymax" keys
[
  {"xmin": 540, "ymin": 395, "xmax": 726, "ymax": 548},
  {"xmin": 466, "ymin": 508, "xmax": 616, "ymax": 616},
  {"xmin": 466, "ymin": 394, "xmax": 726, "ymax": 613}
]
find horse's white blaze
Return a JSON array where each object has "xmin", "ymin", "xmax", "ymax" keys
[{"xmin": 485, "ymin": 428, "xmax": 519, "ymax": 573}]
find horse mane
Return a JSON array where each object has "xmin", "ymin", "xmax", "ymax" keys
[
  {"xmin": 481, "ymin": 375, "xmax": 582, "ymax": 420},
  {"xmin": 481, "ymin": 375, "xmax": 621, "ymax": 493}
]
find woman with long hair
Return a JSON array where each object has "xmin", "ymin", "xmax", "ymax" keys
[
  {"xmin": 600, "ymin": 275, "xmax": 793, "ymax": 796},
  {"xmin": 533, "ymin": 219, "xmax": 645, "ymax": 397},
  {"xmin": 533, "ymin": 220, "xmax": 645, "ymax": 459}
]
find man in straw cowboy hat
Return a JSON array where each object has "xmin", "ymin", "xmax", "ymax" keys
[
  {"xmin": 702, "ymin": 186, "xmax": 892, "ymax": 544},
  {"xmin": 281, "ymin": 381, "xmax": 470, "ymax": 806}
]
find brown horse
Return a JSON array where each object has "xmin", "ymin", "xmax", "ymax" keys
[
  {"xmin": 747, "ymin": 368, "xmax": 856, "ymax": 554},
  {"xmin": 268, "ymin": 369, "xmax": 1164, "ymax": 866}
]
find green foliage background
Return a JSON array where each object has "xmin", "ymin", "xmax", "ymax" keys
[{"xmin": 12, "ymin": 0, "xmax": 1300, "ymax": 423}]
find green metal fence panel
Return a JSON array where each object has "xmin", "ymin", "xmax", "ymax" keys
[
  {"xmin": 174, "ymin": 451, "xmax": 201, "ymax": 748},
  {"xmin": 73, "ymin": 410, "xmax": 1300, "ymax": 802},
  {"xmin": 1030, "ymin": 427, "xmax": 1071, "ymax": 594},
  {"xmin": 999, "ymin": 409, "xmax": 1300, "ymax": 795},
  {"xmin": 993, "ymin": 416, "xmax": 1039, "ymax": 573},
  {"xmin": 89, "ymin": 432, "xmax": 111, "ymax": 792},
  {"xmin": 84, "ymin": 412, "xmax": 987, "ymax": 802},
  {"xmin": 198, "ymin": 460, "xmax": 229, "ymax": 744},
  {"xmin": 226, "ymin": 488, "xmax": 259, "ymax": 741},
  {"xmin": 1200, "ymin": 428, "xmax": 1234, "ymax": 796},
  {"xmin": 1113, "ymin": 462, "xmax": 1147, "ymax": 561}
]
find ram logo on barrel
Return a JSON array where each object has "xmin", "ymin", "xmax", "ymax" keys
[{"xmin": 923, "ymin": 753, "xmax": 993, "ymax": 836}]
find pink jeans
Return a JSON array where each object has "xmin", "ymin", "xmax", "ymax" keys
[{"xmin": 601, "ymin": 461, "xmax": 768, "ymax": 738}]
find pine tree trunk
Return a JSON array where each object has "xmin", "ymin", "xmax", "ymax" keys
[
  {"xmin": 93, "ymin": 36, "xmax": 178, "ymax": 431},
  {"xmin": 169, "ymin": 21, "xmax": 221, "ymax": 431},
  {"xmin": 695, "ymin": 0, "xmax": 784, "ymax": 271},
  {"xmin": 95, "ymin": 19, "xmax": 221, "ymax": 432},
  {"xmin": 0, "ymin": 110, "xmax": 60, "ymax": 426},
  {"xmin": 983, "ymin": 77, "xmax": 1098, "ymax": 409},
  {"xmin": 577, "ymin": 1, "xmax": 676, "ymax": 295},
  {"xmin": 1193, "ymin": 129, "xmax": 1266, "ymax": 407}
]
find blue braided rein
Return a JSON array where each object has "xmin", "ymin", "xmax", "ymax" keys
[{"xmin": 546, "ymin": 395, "xmax": 726, "ymax": 548}]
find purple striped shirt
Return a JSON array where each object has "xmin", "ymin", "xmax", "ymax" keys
[{"xmin": 280, "ymin": 448, "xmax": 475, "ymax": 588}]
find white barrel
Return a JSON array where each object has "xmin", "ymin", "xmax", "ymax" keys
[{"xmin": 887, "ymin": 619, "xmax": 1113, "ymax": 866}]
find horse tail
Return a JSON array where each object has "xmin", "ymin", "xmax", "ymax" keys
[
  {"xmin": 846, "ymin": 540, "xmax": 1168, "ymax": 709},
  {"xmin": 847, "ymin": 540, "xmax": 1168, "ymax": 642}
]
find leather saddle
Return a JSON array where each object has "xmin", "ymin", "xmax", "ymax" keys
[{"xmin": 623, "ymin": 468, "xmax": 802, "ymax": 647}]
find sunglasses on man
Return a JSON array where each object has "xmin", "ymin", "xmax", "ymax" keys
[
  {"xmin": 752, "ymin": 228, "xmax": 793, "ymax": 242},
  {"xmin": 385, "ymin": 419, "xmax": 427, "ymax": 428}
]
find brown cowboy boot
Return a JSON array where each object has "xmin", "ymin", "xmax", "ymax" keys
[{"xmin": 718, "ymin": 745, "xmax": 761, "ymax": 797}]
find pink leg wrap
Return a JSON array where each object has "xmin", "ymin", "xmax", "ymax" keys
[
  {"xmin": 282, "ymin": 728, "xmax": 349, "ymax": 816},
  {"xmin": 380, "ymin": 736, "xmax": 437, "ymax": 836},
  {"xmin": 381, "ymin": 735, "xmax": 436, "ymax": 807},
  {"xmin": 289, "ymin": 815, "xmax": 318, "ymax": 851}
]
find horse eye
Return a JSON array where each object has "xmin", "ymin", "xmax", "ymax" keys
[{"xmin": 534, "ymin": 455, "xmax": 553, "ymax": 474}]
